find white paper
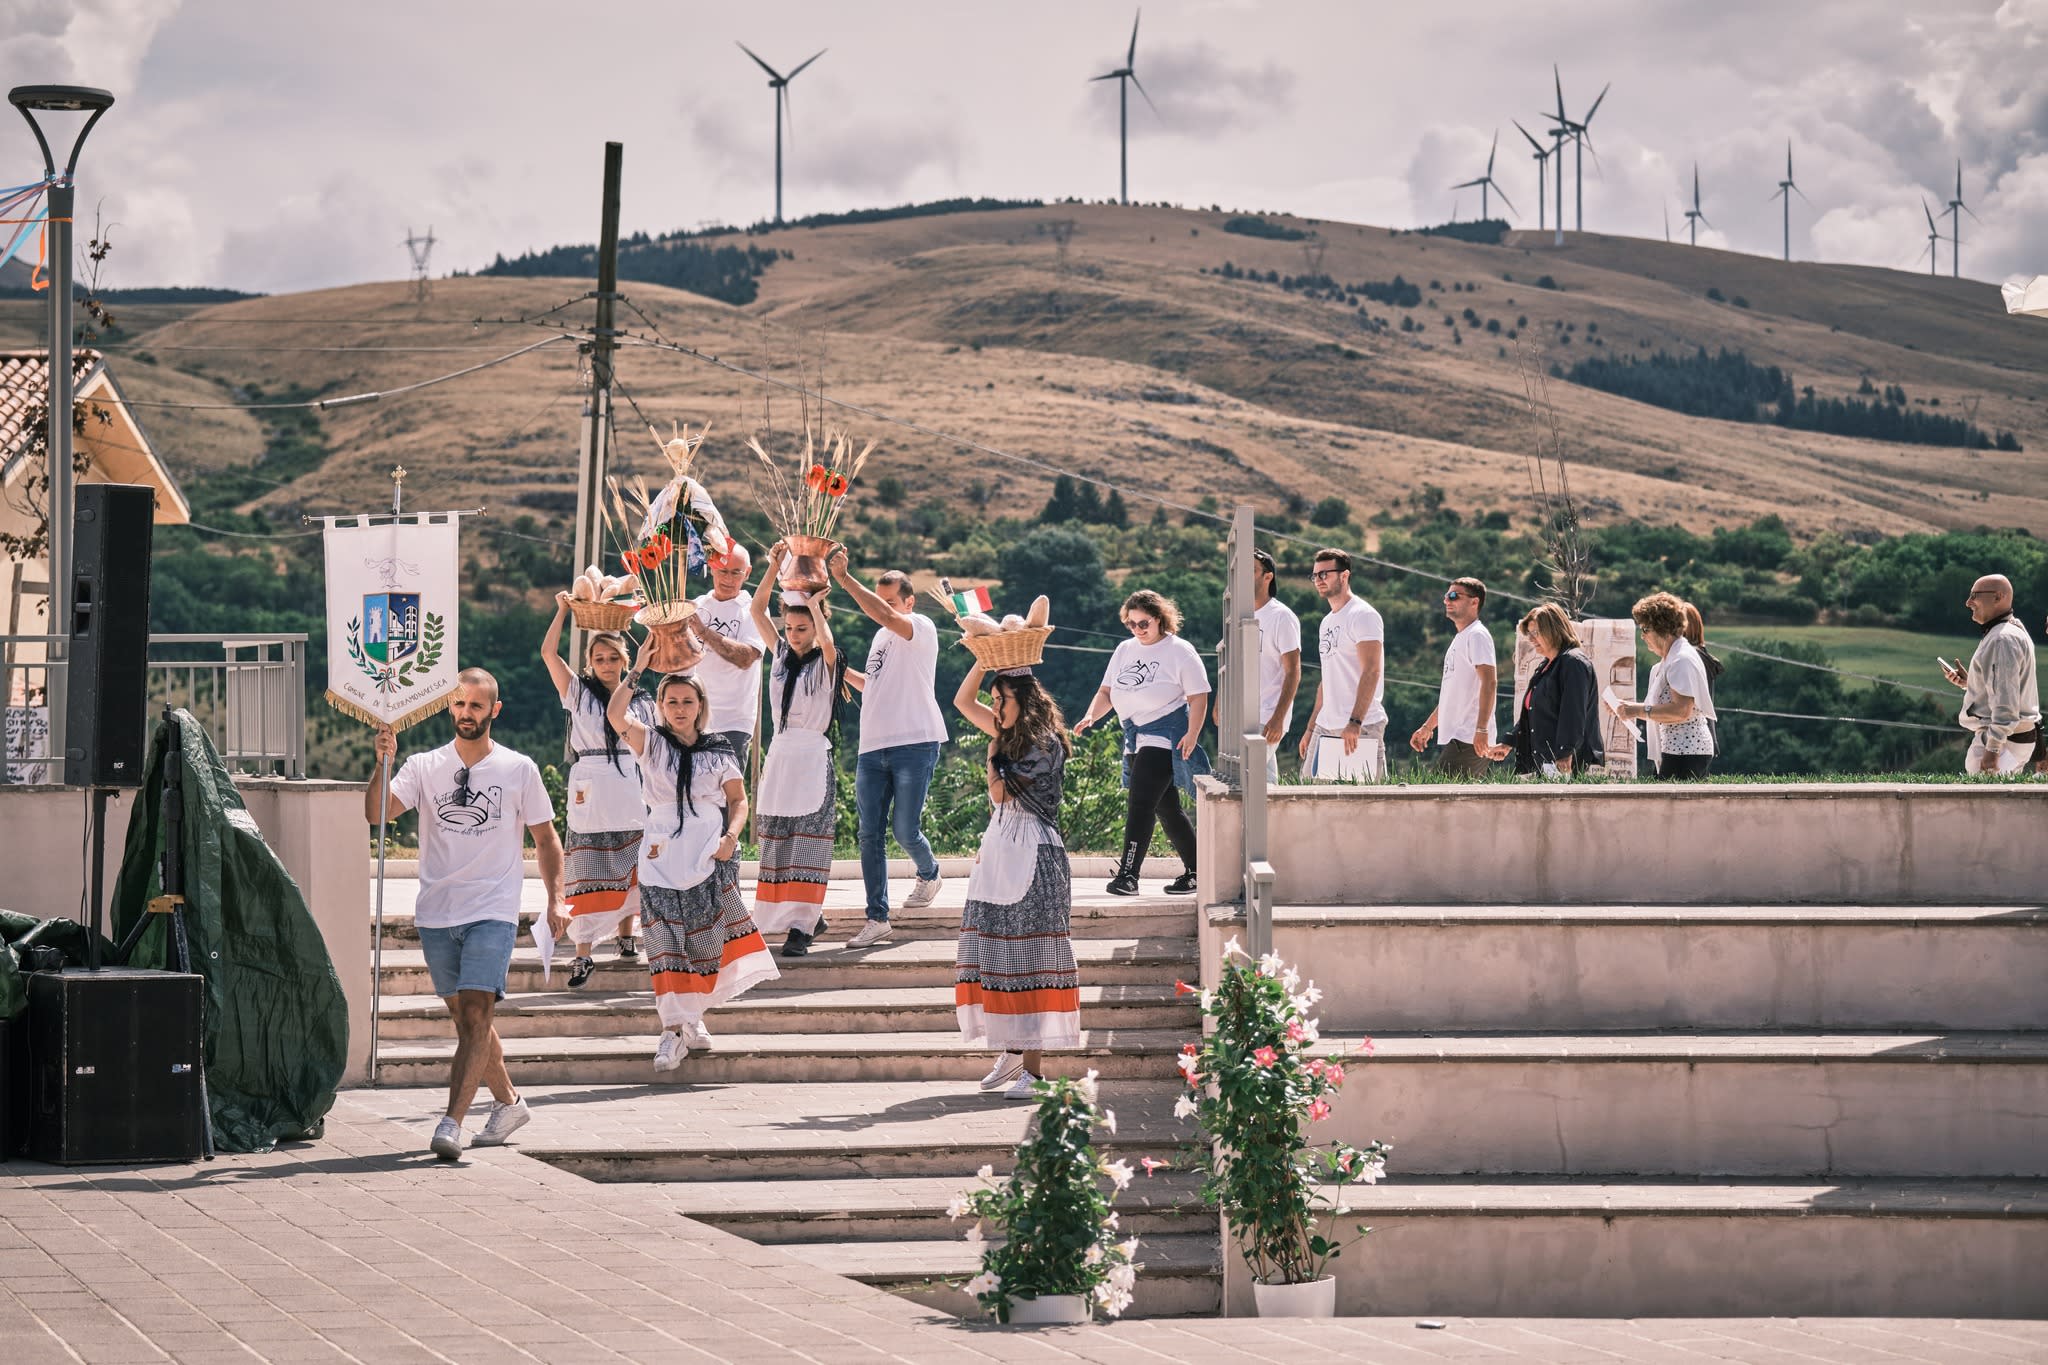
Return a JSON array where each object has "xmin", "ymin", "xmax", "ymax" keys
[
  {"xmin": 1600, "ymin": 687, "xmax": 1644, "ymax": 743},
  {"xmin": 532, "ymin": 911, "xmax": 557, "ymax": 986}
]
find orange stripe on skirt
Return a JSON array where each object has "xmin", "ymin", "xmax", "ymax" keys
[
  {"xmin": 955, "ymin": 982, "xmax": 1082, "ymax": 1015},
  {"xmin": 567, "ymin": 888, "xmax": 628, "ymax": 916},
  {"xmin": 651, "ymin": 931, "xmax": 772, "ymax": 995},
  {"xmin": 755, "ymin": 881, "xmax": 827, "ymax": 906}
]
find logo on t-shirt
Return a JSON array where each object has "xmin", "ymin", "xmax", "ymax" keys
[
  {"xmin": 435, "ymin": 782, "xmax": 502, "ymax": 829},
  {"xmin": 868, "ymin": 642, "xmax": 890, "ymax": 681},
  {"xmin": 1116, "ymin": 659, "xmax": 1161, "ymax": 688},
  {"xmin": 706, "ymin": 614, "xmax": 742, "ymax": 639},
  {"xmin": 1320, "ymin": 620, "xmax": 1340, "ymax": 656}
]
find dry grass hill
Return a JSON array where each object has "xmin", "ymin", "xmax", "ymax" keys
[{"xmin": 5, "ymin": 202, "xmax": 2045, "ymax": 542}]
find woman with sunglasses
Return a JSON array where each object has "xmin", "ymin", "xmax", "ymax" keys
[
  {"xmin": 543, "ymin": 600, "xmax": 657, "ymax": 987},
  {"xmin": 1073, "ymin": 590, "xmax": 1211, "ymax": 897},
  {"xmin": 608, "ymin": 662, "xmax": 778, "ymax": 1071}
]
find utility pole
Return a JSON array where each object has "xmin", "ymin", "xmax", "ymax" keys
[{"xmin": 570, "ymin": 142, "xmax": 623, "ymax": 675}]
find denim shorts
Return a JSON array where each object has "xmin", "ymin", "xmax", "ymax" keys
[{"xmin": 417, "ymin": 919, "xmax": 517, "ymax": 999}]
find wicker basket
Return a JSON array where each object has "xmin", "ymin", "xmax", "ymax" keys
[
  {"xmin": 568, "ymin": 597, "xmax": 640, "ymax": 632},
  {"xmin": 962, "ymin": 624, "xmax": 1053, "ymax": 671}
]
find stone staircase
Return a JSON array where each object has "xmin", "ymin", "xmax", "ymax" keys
[
  {"xmin": 368, "ymin": 864, "xmax": 1222, "ymax": 1317},
  {"xmin": 1219, "ymin": 897, "xmax": 2048, "ymax": 1317}
]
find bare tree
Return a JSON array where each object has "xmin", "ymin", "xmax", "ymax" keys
[{"xmin": 1513, "ymin": 342, "xmax": 1592, "ymax": 616}]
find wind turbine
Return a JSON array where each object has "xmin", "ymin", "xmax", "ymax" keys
[
  {"xmin": 1541, "ymin": 66, "xmax": 1609, "ymax": 235},
  {"xmin": 1513, "ymin": 120, "xmax": 1550, "ymax": 232},
  {"xmin": 1942, "ymin": 159, "xmax": 1976, "ymax": 279},
  {"xmin": 1768, "ymin": 141, "xmax": 1810, "ymax": 263},
  {"xmin": 1451, "ymin": 130, "xmax": 1517, "ymax": 222},
  {"xmin": 1682, "ymin": 163, "xmax": 1710, "ymax": 246},
  {"xmin": 1663, "ymin": 201, "xmax": 1672, "ymax": 243},
  {"xmin": 737, "ymin": 41, "xmax": 826, "ymax": 224},
  {"xmin": 1091, "ymin": 9, "xmax": 1155, "ymax": 206},
  {"xmin": 1920, "ymin": 198, "xmax": 1944, "ymax": 277}
]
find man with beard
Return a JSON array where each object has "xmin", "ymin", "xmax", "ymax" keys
[
  {"xmin": 368, "ymin": 668, "xmax": 564, "ymax": 1160},
  {"xmin": 1942, "ymin": 574, "xmax": 2041, "ymax": 774}
]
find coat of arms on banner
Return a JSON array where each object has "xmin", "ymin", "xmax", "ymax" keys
[
  {"xmin": 347, "ymin": 591, "xmax": 445, "ymax": 691},
  {"xmin": 323, "ymin": 516, "xmax": 462, "ymax": 731}
]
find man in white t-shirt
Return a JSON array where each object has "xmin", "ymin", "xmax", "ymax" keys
[
  {"xmin": 1248, "ymin": 549, "xmax": 1301, "ymax": 784},
  {"xmin": 1410, "ymin": 577, "xmax": 1498, "ymax": 778},
  {"xmin": 1296, "ymin": 548, "xmax": 1387, "ymax": 782},
  {"xmin": 829, "ymin": 549, "xmax": 947, "ymax": 946},
  {"xmin": 367, "ymin": 668, "xmax": 564, "ymax": 1161},
  {"xmin": 687, "ymin": 544, "xmax": 766, "ymax": 766}
]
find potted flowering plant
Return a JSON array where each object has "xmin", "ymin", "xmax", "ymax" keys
[
  {"xmin": 605, "ymin": 424, "xmax": 733, "ymax": 671},
  {"xmin": 1176, "ymin": 940, "xmax": 1391, "ymax": 1317},
  {"xmin": 948, "ymin": 1072, "xmax": 1141, "ymax": 1324},
  {"xmin": 746, "ymin": 424, "xmax": 875, "ymax": 593}
]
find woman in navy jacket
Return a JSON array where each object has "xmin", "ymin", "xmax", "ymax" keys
[{"xmin": 1488, "ymin": 603, "xmax": 1602, "ymax": 776}]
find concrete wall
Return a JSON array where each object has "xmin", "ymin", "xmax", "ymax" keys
[
  {"xmin": 1197, "ymin": 781, "xmax": 2048, "ymax": 906},
  {"xmin": 0, "ymin": 779, "xmax": 370, "ymax": 1085}
]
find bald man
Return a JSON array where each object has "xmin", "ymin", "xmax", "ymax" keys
[
  {"xmin": 1942, "ymin": 575, "xmax": 2041, "ymax": 774},
  {"xmin": 688, "ymin": 543, "xmax": 767, "ymax": 767}
]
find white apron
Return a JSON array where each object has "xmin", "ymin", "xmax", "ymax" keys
[
  {"xmin": 638, "ymin": 809, "xmax": 721, "ymax": 893},
  {"xmin": 966, "ymin": 811, "xmax": 1047, "ymax": 907},
  {"xmin": 756, "ymin": 730, "xmax": 831, "ymax": 819}
]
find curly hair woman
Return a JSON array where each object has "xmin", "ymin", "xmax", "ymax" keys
[{"xmin": 1619, "ymin": 591, "xmax": 1720, "ymax": 780}]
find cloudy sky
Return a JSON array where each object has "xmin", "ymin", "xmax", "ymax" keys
[{"xmin": 3, "ymin": 0, "xmax": 2044, "ymax": 293}]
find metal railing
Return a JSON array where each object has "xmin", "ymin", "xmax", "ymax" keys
[{"xmin": 2, "ymin": 632, "xmax": 307, "ymax": 783}]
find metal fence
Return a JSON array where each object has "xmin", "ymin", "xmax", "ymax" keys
[{"xmin": 2, "ymin": 633, "xmax": 307, "ymax": 784}]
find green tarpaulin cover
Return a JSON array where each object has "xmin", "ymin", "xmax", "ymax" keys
[
  {"xmin": 111, "ymin": 709, "xmax": 348, "ymax": 1153},
  {"xmin": 0, "ymin": 911, "xmax": 110, "ymax": 1022}
]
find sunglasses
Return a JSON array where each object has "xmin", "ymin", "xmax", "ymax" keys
[
  {"xmin": 452, "ymin": 766, "xmax": 473, "ymax": 807},
  {"xmin": 1127, "ymin": 617, "xmax": 1158, "ymax": 631},
  {"xmin": 1311, "ymin": 568, "xmax": 1342, "ymax": 581},
  {"xmin": 1444, "ymin": 591, "xmax": 1467, "ymax": 602}
]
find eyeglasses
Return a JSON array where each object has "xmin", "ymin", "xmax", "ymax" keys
[
  {"xmin": 452, "ymin": 767, "xmax": 473, "ymax": 807},
  {"xmin": 1310, "ymin": 568, "xmax": 1341, "ymax": 581},
  {"xmin": 1444, "ymin": 591, "xmax": 1467, "ymax": 602},
  {"xmin": 1126, "ymin": 618, "xmax": 1157, "ymax": 632},
  {"xmin": 1966, "ymin": 590, "xmax": 2001, "ymax": 599}
]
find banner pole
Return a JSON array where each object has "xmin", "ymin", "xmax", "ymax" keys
[{"xmin": 368, "ymin": 466, "xmax": 405, "ymax": 1088}]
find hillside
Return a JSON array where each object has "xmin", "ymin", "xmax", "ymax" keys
[{"xmin": 3, "ymin": 204, "xmax": 2044, "ymax": 543}]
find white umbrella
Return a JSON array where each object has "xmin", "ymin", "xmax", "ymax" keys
[{"xmin": 2002, "ymin": 274, "xmax": 2048, "ymax": 317}]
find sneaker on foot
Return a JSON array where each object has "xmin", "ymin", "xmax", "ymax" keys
[
  {"xmin": 1002, "ymin": 1070, "xmax": 1042, "ymax": 1101},
  {"xmin": 1165, "ymin": 870, "xmax": 1198, "ymax": 895},
  {"xmin": 979, "ymin": 1052, "xmax": 1027, "ymax": 1092},
  {"xmin": 653, "ymin": 1029, "xmax": 689, "ymax": 1072},
  {"xmin": 1106, "ymin": 873, "xmax": 1140, "ymax": 897},
  {"xmin": 472, "ymin": 1097, "xmax": 530, "ymax": 1147},
  {"xmin": 566, "ymin": 954, "xmax": 597, "ymax": 989},
  {"xmin": 429, "ymin": 1116, "xmax": 465, "ymax": 1161},
  {"xmin": 846, "ymin": 919, "xmax": 893, "ymax": 949},
  {"xmin": 780, "ymin": 929, "xmax": 811, "ymax": 959},
  {"xmin": 903, "ymin": 874, "xmax": 945, "ymax": 909},
  {"xmin": 685, "ymin": 1020, "xmax": 714, "ymax": 1050},
  {"xmin": 615, "ymin": 934, "xmax": 638, "ymax": 962}
]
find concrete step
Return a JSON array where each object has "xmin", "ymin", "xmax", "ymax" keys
[
  {"xmin": 671, "ymin": 1172, "xmax": 1213, "ymax": 1242},
  {"xmin": 377, "ymin": 984, "xmax": 1201, "ymax": 1040},
  {"xmin": 374, "ymin": 935, "xmax": 1196, "ymax": 996},
  {"xmin": 375, "ymin": 1027, "xmax": 1190, "ymax": 1086},
  {"xmin": 1261, "ymin": 903, "xmax": 2048, "ymax": 1031},
  {"xmin": 782, "ymin": 1231, "xmax": 1221, "ymax": 1320},
  {"xmin": 1317, "ymin": 1031, "xmax": 2048, "ymax": 1178},
  {"xmin": 1298, "ymin": 1177, "xmax": 2048, "ymax": 1318}
]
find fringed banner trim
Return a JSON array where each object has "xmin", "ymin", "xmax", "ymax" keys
[{"xmin": 325, "ymin": 689, "xmax": 451, "ymax": 734}]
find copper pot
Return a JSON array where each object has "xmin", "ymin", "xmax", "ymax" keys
[
  {"xmin": 635, "ymin": 601, "xmax": 703, "ymax": 674},
  {"xmin": 780, "ymin": 535, "xmax": 838, "ymax": 595}
]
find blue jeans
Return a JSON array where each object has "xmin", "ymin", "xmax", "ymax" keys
[{"xmin": 855, "ymin": 741, "xmax": 942, "ymax": 920}]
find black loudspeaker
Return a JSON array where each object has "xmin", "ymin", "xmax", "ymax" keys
[
  {"xmin": 65, "ymin": 482, "xmax": 155, "ymax": 788},
  {"xmin": 26, "ymin": 968, "xmax": 206, "ymax": 1165}
]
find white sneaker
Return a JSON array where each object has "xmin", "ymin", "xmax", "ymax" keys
[
  {"xmin": 1002, "ymin": 1071, "xmax": 1042, "ymax": 1102},
  {"xmin": 472, "ymin": 1097, "xmax": 530, "ymax": 1147},
  {"xmin": 653, "ymin": 1029, "xmax": 689, "ymax": 1072},
  {"xmin": 846, "ymin": 919, "xmax": 893, "ymax": 949},
  {"xmin": 685, "ymin": 1020, "xmax": 714, "ymax": 1050},
  {"xmin": 979, "ymin": 1053, "xmax": 1027, "ymax": 1092},
  {"xmin": 429, "ymin": 1116, "xmax": 465, "ymax": 1160},
  {"xmin": 903, "ymin": 874, "xmax": 945, "ymax": 909}
]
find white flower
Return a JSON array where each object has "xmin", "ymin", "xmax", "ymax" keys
[
  {"xmin": 975, "ymin": 1163, "xmax": 996, "ymax": 1183},
  {"xmin": 1085, "ymin": 1242, "xmax": 1105, "ymax": 1265},
  {"xmin": 1301, "ymin": 1017, "xmax": 1321, "ymax": 1043},
  {"xmin": 1116, "ymin": 1238, "xmax": 1140, "ymax": 1262},
  {"xmin": 1281, "ymin": 966, "xmax": 1301, "ymax": 992},
  {"xmin": 1103, "ymin": 1158, "xmax": 1135, "ymax": 1191},
  {"xmin": 945, "ymin": 1194, "xmax": 973, "ymax": 1221},
  {"xmin": 1198, "ymin": 989, "xmax": 1214, "ymax": 1010},
  {"xmin": 965, "ymin": 1270, "xmax": 1000, "ymax": 1297},
  {"xmin": 1176, "ymin": 1051, "xmax": 1200, "ymax": 1080},
  {"xmin": 1077, "ymin": 1069, "xmax": 1101, "ymax": 1107},
  {"xmin": 964, "ymin": 1221, "xmax": 985, "ymax": 1245},
  {"xmin": 1173, "ymin": 1094, "xmax": 1199, "ymax": 1120},
  {"xmin": 1292, "ymin": 983, "xmax": 1324, "ymax": 1010},
  {"xmin": 1107, "ymin": 1261, "xmax": 1138, "ymax": 1295},
  {"xmin": 1257, "ymin": 950, "xmax": 1284, "ymax": 978},
  {"xmin": 1105, "ymin": 1211, "xmax": 1121, "ymax": 1231},
  {"xmin": 1101, "ymin": 1108, "xmax": 1117, "ymax": 1135},
  {"xmin": 1093, "ymin": 1279, "xmax": 1132, "ymax": 1316},
  {"xmin": 1357, "ymin": 1157, "xmax": 1387, "ymax": 1185}
]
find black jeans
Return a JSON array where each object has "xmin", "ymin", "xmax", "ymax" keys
[
  {"xmin": 1123, "ymin": 747, "xmax": 1196, "ymax": 874},
  {"xmin": 1655, "ymin": 753, "xmax": 1713, "ymax": 780}
]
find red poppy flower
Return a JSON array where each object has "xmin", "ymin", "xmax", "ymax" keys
[
  {"xmin": 825, "ymin": 473, "xmax": 850, "ymax": 497},
  {"xmin": 805, "ymin": 463, "xmax": 829, "ymax": 491},
  {"xmin": 620, "ymin": 551, "xmax": 638, "ymax": 576}
]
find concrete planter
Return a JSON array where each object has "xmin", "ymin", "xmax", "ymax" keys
[
  {"xmin": 1004, "ymin": 1293, "xmax": 1090, "ymax": 1324},
  {"xmin": 1252, "ymin": 1275, "xmax": 1336, "ymax": 1317}
]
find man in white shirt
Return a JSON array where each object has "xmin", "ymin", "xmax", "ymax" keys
[
  {"xmin": 1249, "ymin": 549, "xmax": 1301, "ymax": 784},
  {"xmin": 829, "ymin": 549, "xmax": 947, "ymax": 945},
  {"xmin": 1410, "ymin": 577, "xmax": 1498, "ymax": 778},
  {"xmin": 687, "ymin": 544, "xmax": 766, "ymax": 766},
  {"xmin": 1943, "ymin": 573, "xmax": 2042, "ymax": 773},
  {"xmin": 1296, "ymin": 548, "xmax": 1386, "ymax": 781},
  {"xmin": 367, "ymin": 668, "xmax": 565, "ymax": 1161}
]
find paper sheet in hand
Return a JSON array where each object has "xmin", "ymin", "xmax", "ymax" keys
[
  {"xmin": 1600, "ymin": 686, "xmax": 1643, "ymax": 742},
  {"xmin": 532, "ymin": 911, "xmax": 557, "ymax": 985}
]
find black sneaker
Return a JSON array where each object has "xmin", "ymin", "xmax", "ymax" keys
[
  {"xmin": 780, "ymin": 929, "xmax": 811, "ymax": 959},
  {"xmin": 615, "ymin": 935, "xmax": 639, "ymax": 962},
  {"xmin": 1165, "ymin": 871, "xmax": 1198, "ymax": 895},
  {"xmin": 566, "ymin": 955, "xmax": 597, "ymax": 989},
  {"xmin": 1106, "ymin": 873, "xmax": 1141, "ymax": 897}
]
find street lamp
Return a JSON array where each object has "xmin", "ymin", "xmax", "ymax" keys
[{"xmin": 9, "ymin": 84, "xmax": 112, "ymax": 775}]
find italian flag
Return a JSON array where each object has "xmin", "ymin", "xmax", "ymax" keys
[{"xmin": 950, "ymin": 585, "xmax": 994, "ymax": 615}]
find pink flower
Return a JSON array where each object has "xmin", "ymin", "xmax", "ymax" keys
[
  {"xmin": 1338, "ymin": 1151, "xmax": 1354, "ymax": 1173},
  {"xmin": 1358, "ymin": 1037, "xmax": 1376, "ymax": 1056},
  {"xmin": 1286, "ymin": 1020, "xmax": 1306, "ymax": 1043},
  {"xmin": 1175, "ymin": 979, "xmax": 1196, "ymax": 996},
  {"xmin": 1308, "ymin": 1058, "xmax": 1326, "ymax": 1077},
  {"xmin": 1140, "ymin": 1157, "xmax": 1169, "ymax": 1178},
  {"xmin": 1252, "ymin": 1046, "xmax": 1279, "ymax": 1068},
  {"xmin": 1326, "ymin": 1064, "xmax": 1346, "ymax": 1088},
  {"xmin": 1308, "ymin": 1099, "xmax": 1331, "ymax": 1122}
]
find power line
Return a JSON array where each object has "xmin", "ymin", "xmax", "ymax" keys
[{"xmin": 112, "ymin": 335, "xmax": 579, "ymax": 410}]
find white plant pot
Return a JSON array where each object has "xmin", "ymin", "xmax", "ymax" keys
[
  {"xmin": 1252, "ymin": 1275, "xmax": 1337, "ymax": 1318},
  {"xmin": 1005, "ymin": 1293, "xmax": 1091, "ymax": 1325}
]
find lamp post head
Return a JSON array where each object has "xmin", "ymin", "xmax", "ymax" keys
[{"xmin": 8, "ymin": 85, "xmax": 115, "ymax": 180}]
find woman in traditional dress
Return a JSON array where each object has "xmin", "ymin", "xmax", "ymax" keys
[
  {"xmin": 950, "ymin": 657, "xmax": 1081, "ymax": 1100},
  {"xmin": 542, "ymin": 598, "xmax": 654, "ymax": 987},
  {"xmin": 749, "ymin": 542, "xmax": 845, "ymax": 958},
  {"xmin": 607, "ymin": 662, "xmax": 779, "ymax": 1071}
]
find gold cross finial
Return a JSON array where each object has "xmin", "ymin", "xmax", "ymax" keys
[{"xmin": 391, "ymin": 465, "xmax": 407, "ymax": 485}]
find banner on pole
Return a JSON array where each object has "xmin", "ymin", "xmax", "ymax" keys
[{"xmin": 321, "ymin": 515, "xmax": 461, "ymax": 731}]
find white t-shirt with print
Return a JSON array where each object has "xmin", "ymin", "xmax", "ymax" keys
[
  {"xmin": 1435, "ymin": 621, "xmax": 1498, "ymax": 746},
  {"xmin": 857, "ymin": 611, "xmax": 948, "ymax": 753},
  {"xmin": 1102, "ymin": 635, "xmax": 1211, "ymax": 748},
  {"xmin": 1255, "ymin": 596, "xmax": 1302, "ymax": 734},
  {"xmin": 390, "ymin": 740, "xmax": 554, "ymax": 929},
  {"xmin": 1314, "ymin": 595, "xmax": 1386, "ymax": 733},
  {"xmin": 691, "ymin": 590, "xmax": 765, "ymax": 734}
]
